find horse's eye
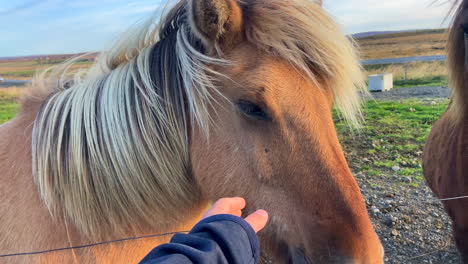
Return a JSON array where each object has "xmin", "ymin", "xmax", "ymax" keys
[{"xmin": 237, "ymin": 100, "xmax": 269, "ymax": 121}]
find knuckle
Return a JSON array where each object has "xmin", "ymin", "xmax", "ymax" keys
[{"xmin": 215, "ymin": 198, "xmax": 232, "ymax": 209}]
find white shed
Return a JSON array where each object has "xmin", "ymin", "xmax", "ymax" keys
[{"xmin": 368, "ymin": 74, "xmax": 393, "ymax": 92}]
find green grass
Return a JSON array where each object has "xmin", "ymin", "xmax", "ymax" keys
[
  {"xmin": 393, "ymin": 75, "xmax": 448, "ymax": 88},
  {"xmin": 0, "ymin": 94, "xmax": 20, "ymax": 124},
  {"xmin": 1, "ymin": 70, "xmax": 37, "ymax": 78},
  {"xmin": 334, "ymin": 99, "xmax": 449, "ymax": 185}
]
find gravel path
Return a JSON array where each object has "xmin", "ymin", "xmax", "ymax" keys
[
  {"xmin": 368, "ymin": 86, "xmax": 451, "ymax": 101},
  {"xmin": 355, "ymin": 87, "xmax": 460, "ymax": 263},
  {"xmin": 356, "ymin": 172, "xmax": 460, "ymax": 264}
]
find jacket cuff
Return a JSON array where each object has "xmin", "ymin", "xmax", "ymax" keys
[{"xmin": 193, "ymin": 214, "xmax": 260, "ymax": 262}]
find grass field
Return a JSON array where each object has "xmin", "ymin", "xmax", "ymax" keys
[
  {"xmin": 0, "ymin": 59, "xmax": 93, "ymax": 80},
  {"xmin": 393, "ymin": 76, "xmax": 448, "ymax": 88},
  {"xmin": 335, "ymin": 99, "xmax": 449, "ymax": 186},
  {"xmin": 356, "ymin": 29, "xmax": 447, "ymax": 60}
]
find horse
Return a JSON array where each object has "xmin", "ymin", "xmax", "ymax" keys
[
  {"xmin": 0, "ymin": 0, "xmax": 384, "ymax": 263},
  {"xmin": 423, "ymin": 0, "xmax": 468, "ymax": 262}
]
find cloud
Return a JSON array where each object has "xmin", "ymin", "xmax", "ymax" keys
[{"xmin": 325, "ymin": 0, "xmax": 453, "ymax": 33}]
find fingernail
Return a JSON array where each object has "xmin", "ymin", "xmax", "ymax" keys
[{"xmin": 255, "ymin": 209, "xmax": 268, "ymax": 217}]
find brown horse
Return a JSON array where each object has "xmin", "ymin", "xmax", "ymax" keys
[
  {"xmin": 423, "ymin": 0, "xmax": 468, "ymax": 263},
  {"xmin": 0, "ymin": 0, "xmax": 383, "ymax": 263}
]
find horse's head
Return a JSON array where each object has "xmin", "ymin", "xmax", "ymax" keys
[
  {"xmin": 31, "ymin": 0, "xmax": 383, "ymax": 262},
  {"xmin": 187, "ymin": 0, "xmax": 384, "ymax": 262}
]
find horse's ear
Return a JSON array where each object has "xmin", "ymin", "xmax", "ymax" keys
[{"xmin": 189, "ymin": 0, "xmax": 243, "ymax": 50}]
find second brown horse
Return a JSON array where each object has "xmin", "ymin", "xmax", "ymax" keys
[{"xmin": 423, "ymin": 0, "xmax": 468, "ymax": 263}]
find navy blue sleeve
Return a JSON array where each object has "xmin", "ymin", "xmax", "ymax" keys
[{"xmin": 139, "ymin": 214, "xmax": 260, "ymax": 264}]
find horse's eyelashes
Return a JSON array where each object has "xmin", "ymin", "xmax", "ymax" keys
[{"xmin": 236, "ymin": 100, "xmax": 270, "ymax": 121}]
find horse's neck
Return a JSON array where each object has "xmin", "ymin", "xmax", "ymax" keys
[
  {"xmin": 0, "ymin": 99, "xmax": 198, "ymax": 263},
  {"xmin": 0, "ymin": 100, "xmax": 67, "ymax": 257}
]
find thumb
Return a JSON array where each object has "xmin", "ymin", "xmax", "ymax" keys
[{"xmin": 244, "ymin": 210, "xmax": 269, "ymax": 233}]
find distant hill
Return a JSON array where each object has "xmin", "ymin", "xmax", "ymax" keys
[
  {"xmin": 353, "ymin": 30, "xmax": 413, "ymax": 39},
  {"xmin": 354, "ymin": 29, "xmax": 447, "ymax": 40},
  {"xmin": 353, "ymin": 29, "xmax": 446, "ymax": 39},
  {"xmin": 0, "ymin": 53, "xmax": 98, "ymax": 63},
  {"xmin": 0, "ymin": 53, "xmax": 98, "ymax": 81}
]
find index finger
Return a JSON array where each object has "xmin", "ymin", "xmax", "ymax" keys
[
  {"xmin": 203, "ymin": 197, "xmax": 246, "ymax": 218},
  {"xmin": 213, "ymin": 197, "xmax": 246, "ymax": 212}
]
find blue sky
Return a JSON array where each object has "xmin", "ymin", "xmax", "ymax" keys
[{"xmin": 0, "ymin": 0, "xmax": 453, "ymax": 57}]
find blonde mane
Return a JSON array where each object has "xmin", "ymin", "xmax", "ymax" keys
[{"xmin": 29, "ymin": 0, "xmax": 364, "ymax": 239}]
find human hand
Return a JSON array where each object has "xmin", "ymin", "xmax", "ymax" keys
[{"xmin": 202, "ymin": 197, "xmax": 269, "ymax": 233}]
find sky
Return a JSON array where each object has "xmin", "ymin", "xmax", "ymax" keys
[{"xmin": 0, "ymin": 0, "xmax": 454, "ymax": 57}]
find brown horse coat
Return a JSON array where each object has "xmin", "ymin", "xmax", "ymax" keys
[
  {"xmin": 423, "ymin": 1, "xmax": 468, "ymax": 262},
  {"xmin": 424, "ymin": 113, "xmax": 468, "ymax": 262}
]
